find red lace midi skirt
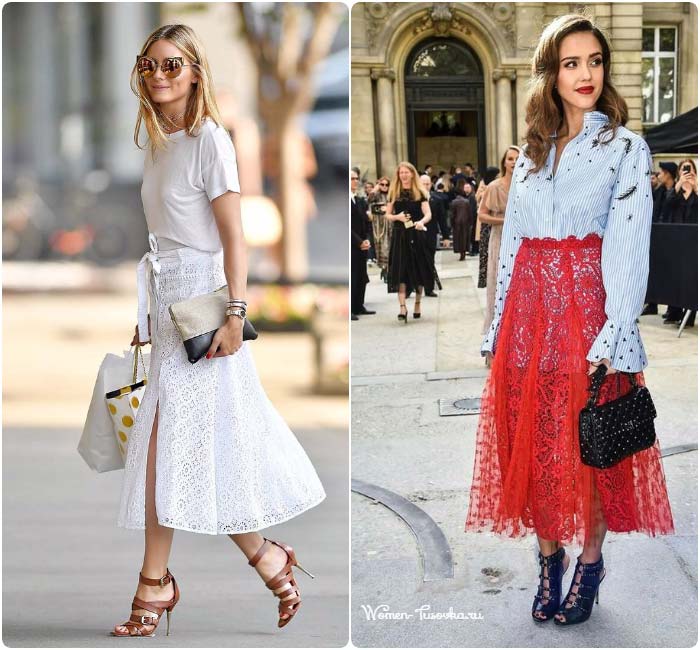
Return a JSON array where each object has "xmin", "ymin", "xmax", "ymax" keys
[{"xmin": 465, "ymin": 234, "xmax": 675, "ymax": 546}]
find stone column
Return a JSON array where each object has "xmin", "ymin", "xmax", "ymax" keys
[
  {"xmin": 101, "ymin": 3, "xmax": 150, "ymax": 181},
  {"xmin": 27, "ymin": 3, "xmax": 60, "ymax": 179},
  {"xmin": 492, "ymin": 68, "xmax": 516, "ymax": 158},
  {"xmin": 371, "ymin": 68, "xmax": 398, "ymax": 176}
]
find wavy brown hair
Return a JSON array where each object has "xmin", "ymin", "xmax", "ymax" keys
[
  {"xmin": 131, "ymin": 24, "xmax": 225, "ymax": 159},
  {"xmin": 388, "ymin": 162, "xmax": 429, "ymax": 202},
  {"xmin": 524, "ymin": 13, "xmax": 629, "ymax": 175}
]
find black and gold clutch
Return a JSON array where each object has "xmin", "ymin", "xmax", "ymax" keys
[{"xmin": 168, "ymin": 285, "xmax": 258, "ymax": 364}]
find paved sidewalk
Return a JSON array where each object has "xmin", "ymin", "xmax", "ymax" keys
[
  {"xmin": 351, "ymin": 251, "xmax": 697, "ymax": 648},
  {"xmin": 2, "ymin": 291, "xmax": 348, "ymax": 647}
]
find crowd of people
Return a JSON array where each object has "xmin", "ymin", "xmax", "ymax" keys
[
  {"xmin": 351, "ymin": 153, "xmax": 698, "ymax": 331},
  {"xmin": 641, "ymin": 158, "xmax": 698, "ymax": 325}
]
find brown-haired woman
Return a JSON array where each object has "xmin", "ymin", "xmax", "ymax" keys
[
  {"xmin": 385, "ymin": 162, "xmax": 442, "ymax": 321},
  {"xmin": 465, "ymin": 13, "xmax": 674, "ymax": 626},
  {"xmin": 478, "ymin": 146, "xmax": 520, "ymax": 345},
  {"xmin": 112, "ymin": 24, "xmax": 325, "ymax": 637}
]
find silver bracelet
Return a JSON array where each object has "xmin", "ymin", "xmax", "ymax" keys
[{"xmin": 225, "ymin": 307, "xmax": 246, "ymax": 320}]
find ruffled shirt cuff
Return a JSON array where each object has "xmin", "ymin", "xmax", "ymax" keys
[
  {"xmin": 586, "ymin": 319, "xmax": 648, "ymax": 372},
  {"xmin": 481, "ymin": 324, "xmax": 497, "ymax": 356}
]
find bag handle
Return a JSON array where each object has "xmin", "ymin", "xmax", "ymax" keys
[
  {"xmin": 585, "ymin": 364, "xmax": 637, "ymax": 409},
  {"xmin": 132, "ymin": 344, "xmax": 148, "ymax": 383}
]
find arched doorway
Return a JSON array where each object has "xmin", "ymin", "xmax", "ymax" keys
[{"xmin": 404, "ymin": 38, "xmax": 485, "ymax": 175}]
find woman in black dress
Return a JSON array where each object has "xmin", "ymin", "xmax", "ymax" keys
[{"xmin": 385, "ymin": 162, "xmax": 442, "ymax": 322}]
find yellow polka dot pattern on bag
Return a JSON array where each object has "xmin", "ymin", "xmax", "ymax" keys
[{"xmin": 106, "ymin": 383, "xmax": 147, "ymax": 461}]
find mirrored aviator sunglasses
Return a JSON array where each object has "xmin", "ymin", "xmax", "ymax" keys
[{"xmin": 136, "ymin": 55, "xmax": 190, "ymax": 79}]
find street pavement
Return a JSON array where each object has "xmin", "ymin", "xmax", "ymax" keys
[
  {"xmin": 350, "ymin": 251, "xmax": 697, "ymax": 648},
  {"xmin": 2, "ymin": 291, "xmax": 348, "ymax": 647}
]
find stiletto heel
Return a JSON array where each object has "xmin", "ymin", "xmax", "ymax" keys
[
  {"xmin": 295, "ymin": 561, "xmax": 315, "ymax": 579},
  {"xmin": 532, "ymin": 546, "xmax": 569, "ymax": 622},
  {"xmin": 111, "ymin": 569, "xmax": 180, "ymax": 637},
  {"xmin": 249, "ymin": 537, "xmax": 314, "ymax": 628},
  {"xmin": 413, "ymin": 298, "xmax": 422, "ymax": 319},
  {"xmin": 398, "ymin": 303, "xmax": 408, "ymax": 322},
  {"xmin": 554, "ymin": 553, "xmax": 605, "ymax": 625}
]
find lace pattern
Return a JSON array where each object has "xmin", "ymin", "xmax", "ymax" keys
[
  {"xmin": 117, "ymin": 250, "xmax": 326, "ymax": 534},
  {"xmin": 465, "ymin": 234, "xmax": 674, "ymax": 545}
]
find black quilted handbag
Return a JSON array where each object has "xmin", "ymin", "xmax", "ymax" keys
[{"xmin": 579, "ymin": 364, "xmax": 657, "ymax": 469}]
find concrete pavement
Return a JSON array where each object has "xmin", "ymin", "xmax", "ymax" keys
[
  {"xmin": 2, "ymin": 291, "xmax": 348, "ymax": 647},
  {"xmin": 3, "ymin": 425, "xmax": 347, "ymax": 648},
  {"xmin": 350, "ymin": 251, "xmax": 697, "ymax": 648}
]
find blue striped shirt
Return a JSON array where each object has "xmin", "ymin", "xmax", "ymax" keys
[{"xmin": 481, "ymin": 110, "xmax": 654, "ymax": 372}]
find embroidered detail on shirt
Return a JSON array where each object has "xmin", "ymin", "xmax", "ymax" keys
[
  {"xmin": 619, "ymin": 137, "xmax": 632, "ymax": 154},
  {"xmin": 609, "ymin": 167, "xmax": 616, "ymax": 173},
  {"xmin": 616, "ymin": 185, "xmax": 638, "ymax": 200},
  {"xmin": 591, "ymin": 138, "xmax": 600, "ymax": 148},
  {"xmin": 545, "ymin": 173, "xmax": 552, "ymax": 181}
]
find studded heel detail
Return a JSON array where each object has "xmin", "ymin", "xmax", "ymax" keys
[
  {"xmin": 532, "ymin": 546, "xmax": 569, "ymax": 622},
  {"xmin": 554, "ymin": 553, "xmax": 606, "ymax": 625}
]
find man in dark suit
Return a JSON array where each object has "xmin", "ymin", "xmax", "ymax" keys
[{"xmin": 351, "ymin": 169, "xmax": 375, "ymax": 320}]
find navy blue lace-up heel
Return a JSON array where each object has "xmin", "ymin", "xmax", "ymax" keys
[
  {"xmin": 553, "ymin": 553, "xmax": 606, "ymax": 625},
  {"xmin": 532, "ymin": 546, "xmax": 569, "ymax": 622}
]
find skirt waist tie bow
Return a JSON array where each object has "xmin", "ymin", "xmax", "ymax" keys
[{"xmin": 136, "ymin": 233, "xmax": 161, "ymax": 344}]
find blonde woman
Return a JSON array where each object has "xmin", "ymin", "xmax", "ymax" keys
[
  {"xmin": 478, "ymin": 146, "xmax": 520, "ymax": 344},
  {"xmin": 465, "ymin": 14, "xmax": 674, "ymax": 626},
  {"xmin": 385, "ymin": 162, "xmax": 442, "ymax": 321},
  {"xmin": 112, "ymin": 24, "xmax": 325, "ymax": 637}
]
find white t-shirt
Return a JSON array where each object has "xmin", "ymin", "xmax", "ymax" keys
[{"xmin": 141, "ymin": 116, "xmax": 241, "ymax": 252}]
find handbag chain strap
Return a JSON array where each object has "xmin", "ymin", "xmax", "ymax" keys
[
  {"xmin": 585, "ymin": 363, "xmax": 638, "ymax": 409},
  {"xmin": 132, "ymin": 344, "xmax": 148, "ymax": 383}
]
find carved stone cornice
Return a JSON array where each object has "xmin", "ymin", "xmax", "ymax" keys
[
  {"xmin": 363, "ymin": 2, "xmax": 518, "ymax": 57},
  {"xmin": 411, "ymin": 3, "xmax": 473, "ymax": 38},
  {"xmin": 370, "ymin": 68, "xmax": 397, "ymax": 82},
  {"xmin": 482, "ymin": 3, "xmax": 516, "ymax": 53},
  {"xmin": 363, "ymin": 2, "xmax": 397, "ymax": 53},
  {"xmin": 492, "ymin": 68, "xmax": 517, "ymax": 82}
]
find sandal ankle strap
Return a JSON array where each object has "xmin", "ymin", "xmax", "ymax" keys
[
  {"xmin": 249, "ymin": 538, "xmax": 272, "ymax": 567},
  {"xmin": 139, "ymin": 570, "xmax": 172, "ymax": 587},
  {"xmin": 538, "ymin": 546, "xmax": 565, "ymax": 567}
]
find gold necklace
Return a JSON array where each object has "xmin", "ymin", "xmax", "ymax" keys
[{"xmin": 161, "ymin": 109, "xmax": 186, "ymax": 132}]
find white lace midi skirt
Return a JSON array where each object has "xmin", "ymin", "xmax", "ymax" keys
[{"xmin": 117, "ymin": 235, "xmax": 326, "ymax": 534}]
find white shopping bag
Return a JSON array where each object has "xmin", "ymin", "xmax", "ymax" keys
[{"xmin": 78, "ymin": 347, "xmax": 150, "ymax": 472}]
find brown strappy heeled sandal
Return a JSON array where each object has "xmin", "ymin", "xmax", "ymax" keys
[
  {"xmin": 110, "ymin": 569, "xmax": 180, "ymax": 637},
  {"xmin": 248, "ymin": 537, "xmax": 315, "ymax": 628}
]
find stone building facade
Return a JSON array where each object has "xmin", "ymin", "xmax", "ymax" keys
[{"xmin": 352, "ymin": 2, "xmax": 698, "ymax": 178}]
